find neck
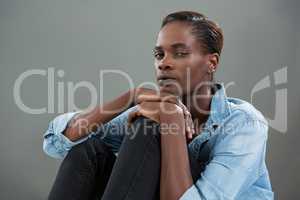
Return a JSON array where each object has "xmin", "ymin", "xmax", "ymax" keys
[{"xmin": 182, "ymin": 84, "xmax": 214, "ymax": 131}]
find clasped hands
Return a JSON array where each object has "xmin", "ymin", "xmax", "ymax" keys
[{"xmin": 128, "ymin": 88, "xmax": 197, "ymax": 142}]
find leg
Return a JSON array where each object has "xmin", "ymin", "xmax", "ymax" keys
[
  {"xmin": 48, "ymin": 135, "xmax": 116, "ymax": 200},
  {"xmin": 102, "ymin": 116, "xmax": 161, "ymax": 200}
]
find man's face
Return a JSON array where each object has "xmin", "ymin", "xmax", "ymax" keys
[{"xmin": 154, "ymin": 21, "xmax": 210, "ymax": 97}]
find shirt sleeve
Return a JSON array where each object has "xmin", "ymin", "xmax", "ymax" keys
[
  {"xmin": 180, "ymin": 118, "xmax": 268, "ymax": 200},
  {"xmin": 43, "ymin": 106, "xmax": 138, "ymax": 159}
]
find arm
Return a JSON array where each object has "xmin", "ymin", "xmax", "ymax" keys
[
  {"xmin": 159, "ymin": 106, "xmax": 269, "ymax": 200},
  {"xmin": 179, "ymin": 116, "xmax": 269, "ymax": 199},
  {"xmin": 126, "ymin": 96, "xmax": 196, "ymax": 199},
  {"xmin": 159, "ymin": 103, "xmax": 194, "ymax": 200},
  {"xmin": 43, "ymin": 89, "xmax": 138, "ymax": 159},
  {"xmin": 64, "ymin": 89, "xmax": 135, "ymax": 141}
]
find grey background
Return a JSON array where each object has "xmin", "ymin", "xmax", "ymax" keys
[{"xmin": 0, "ymin": 0, "xmax": 299, "ymax": 199}]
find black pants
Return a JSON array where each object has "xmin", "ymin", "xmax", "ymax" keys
[{"xmin": 48, "ymin": 117, "xmax": 207, "ymax": 200}]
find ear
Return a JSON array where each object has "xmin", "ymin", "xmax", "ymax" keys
[{"xmin": 207, "ymin": 53, "xmax": 220, "ymax": 71}]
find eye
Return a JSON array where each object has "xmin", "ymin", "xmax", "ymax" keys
[
  {"xmin": 153, "ymin": 52, "xmax": 164, "ymax": 60},
  {"xmin": 174, "ymin": 52, "xmax": 189, "ymax": 58}
]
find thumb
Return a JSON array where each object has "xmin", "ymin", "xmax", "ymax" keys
[{"xmin": 128, "ymin": 111, "xmax": 140, "ymax": 127}]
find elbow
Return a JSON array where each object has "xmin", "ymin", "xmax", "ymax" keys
[
  {"xmin": 42, "ymin": 135, "xmax": 66, "ymax": 159},
  {"xmin": 63, "ymin": 126, "xmax": 78, "ymax": 142}
]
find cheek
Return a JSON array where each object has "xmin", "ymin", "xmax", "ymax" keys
[
  {"xmin": 181, "ymin": 60, "xmax": 208, "ymax": 91},
  {"xmin": 190, "ymin": 56, "xmax": 208, "ymax": 78}
]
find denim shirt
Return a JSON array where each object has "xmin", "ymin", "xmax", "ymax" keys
[{"xmin": 43, "ymin": 83, "xmax": 274, "ymax": 199}]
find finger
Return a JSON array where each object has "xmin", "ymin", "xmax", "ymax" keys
[
  {"xmin": 183, "ymin": 111, "xmax": 193, "ymax": 139},
  {"xmin": 176, "ymin": 101, "xmax": 192, "ymax": 139},
  {"xmin": 136, "ymin": 94, "xmax": 160, "ymax": 104},
  {"xmin": 138, "ymin": 96, "xmax": 174, "ymax": 105},
  {"xmin": 187, "ymin": 126, "xmax": 192, "ymax": 139},
  {"xmin": 186, "ymin": 112, "xmax": 195, "ymax": 139},
  {"xmin": 173, "ymin": 99, "xmax": 194, "ymax": 139},
  {"xmin": 183, "ymin": 122, "xmax": 190, "ymax": 139},
  {"xmin": 128, "ymin": 110, "xmax": 141, "ymax": 127},
  {"xmin": 187, "ymin": 113, "xmax": 195, "ymax": 137},
  {"xmin": 180, "ymin": 106, "xmax": 188, "ymax": 135},
  {"xmin": 160, "ymin": 95, "xmax": 178, "ymax": 104},
  {"xmin": 176, "ymin": 99, "xmax": 185, "ymax": 108}
]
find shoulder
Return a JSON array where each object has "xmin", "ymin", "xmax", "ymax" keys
[
  {"xmin": 218, "ymin": 97, "xmax": 269, "ymax": 140},
  {"xmin": 211, "ymin": 98, "xmax": 269, "ymax": 156},
  {"xmin": 227, "ymin": 97, "xmax": 268, "ymax": 125}
]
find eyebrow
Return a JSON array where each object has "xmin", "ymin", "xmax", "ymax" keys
[{"xmin": 153, "ymin": 43, "xmax": 191, "ymax": 52}]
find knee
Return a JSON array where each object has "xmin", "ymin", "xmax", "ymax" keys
[
  {"xmin": 128, "ymin": 116, "xmax": 161, "ymax": 141},
  {"xmin": 66, "ymin": 136, "xmax": 113, "ymax": 163}
]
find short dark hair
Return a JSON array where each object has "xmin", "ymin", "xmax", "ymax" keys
[{"xmin": 161, "ymin": 11, "xmax": 224, "ymax": 56}]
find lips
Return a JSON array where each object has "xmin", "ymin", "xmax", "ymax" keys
[
  {"xmin": 157, "ymin": 75, "xmax": 177, "ymax": 86},
  {"xmin": 157, "ymin": 74, "xmax": 176, "ymax": 81}
]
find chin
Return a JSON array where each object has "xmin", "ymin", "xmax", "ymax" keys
[{"xmin": 159, "ymin": 85, "xmax": 182, "ymax": 97}]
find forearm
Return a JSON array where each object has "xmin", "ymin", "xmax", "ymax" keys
[
  {"xmin": 159, "ymin": 105, "xmax": 193, "ymax": 200},
  {"xmin": 64, "ymin": 89, "xmax": 135, "ymax": 141}
]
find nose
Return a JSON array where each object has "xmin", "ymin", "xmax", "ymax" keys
[{"xmin": 157, "ymin": 55, "xmax": 174, "ymax": 71}]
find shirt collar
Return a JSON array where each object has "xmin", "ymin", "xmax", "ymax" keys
[{"xmin": 205, "ymin": 82, "xmax": 231, "ymax": 129}]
